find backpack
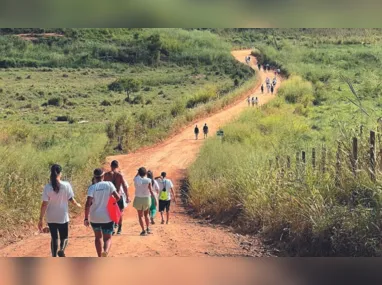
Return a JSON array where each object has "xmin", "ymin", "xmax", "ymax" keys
[{"xmin": 159, "ymin": 179, "xmax": 169, "ymax": 201}]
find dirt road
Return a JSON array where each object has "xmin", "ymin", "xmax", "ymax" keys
[{"xmin": 0, "ymin": 50, "xmax": 280, "ymax": 257}]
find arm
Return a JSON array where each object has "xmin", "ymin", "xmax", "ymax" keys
[
  {"xmin": 69, "ymin": 197, "xmax": 81, "ymax": 208},
  {"xmin": 121, "ymin": 176, "xmax": 130, "ymax": 203},
  {"xmin": 148, "ymin": 183, "xmax": 154, "ymax": 197},
  {"xmin": 112, "ymin": 191, "xmax": 121, "ymax": 201},
  {"xmin": 171, "ymin": 187, "xmax": 176, "ymax": 204},
  {"xmin": 38, "ymin": 201, "xmax": 49, "ymax": 231},
  {"xmin": 84, "ymin": 196, "xmax": 92, "ymax": 226}
]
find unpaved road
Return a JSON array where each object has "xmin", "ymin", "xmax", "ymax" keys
[{"xmin": 0, "ymin": 50, "xmax": 280, "ymax": 257}]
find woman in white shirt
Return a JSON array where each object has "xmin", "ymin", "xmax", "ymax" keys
[
  {"xmin": 38, "ymin": 164, "xmax": 81, "ymax": 257},
  {"xmin": 133, "ymin": 167, "xmax": 155, "ymax": 236},
  {"xmin": 147, "ymin": 170, "xmax": 160, "ymax": 225}
]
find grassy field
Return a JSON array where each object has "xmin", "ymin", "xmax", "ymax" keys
[
  {"xmin": 0, "ymin": 28, "xmax": 257, "ymax": 244},
  {"xmin": 188, "ymin": 29, "xmax": 382, "ymax": 256}
]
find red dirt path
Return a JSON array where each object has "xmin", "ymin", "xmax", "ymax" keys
[{"xmin": 0, "ymin": 50, "xmax": 281, "ymax": 257}]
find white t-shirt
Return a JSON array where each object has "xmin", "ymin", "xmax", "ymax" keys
[
  {"xmin": 156, "ymin": 178, "xmax": 174, "ymax": 201},
  {"xmin": 42, "ymin": 181, "xmax": 74, "ymax": 224},
  {"xmin": 134, "ymin": 176, "xmax": 152, "ymax": 198},
  {"xmin": 87, "ymin": 181, "xmax": 116, "ymax": 223}
]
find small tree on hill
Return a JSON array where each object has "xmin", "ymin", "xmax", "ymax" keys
[{"xmin": 108, "ymin": 78, "xmax": 141, "ymax": 103}]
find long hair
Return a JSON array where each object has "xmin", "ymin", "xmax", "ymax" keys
[
  {"xmin": 50, "ymin": 164, "xmax": 62, "ymax": 193},
  {"xmin": 147, "ymin": 170, "xmax": 154, "ymax": 186}
]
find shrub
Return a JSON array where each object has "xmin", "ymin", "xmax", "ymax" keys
[
  {"xmin": 47, "ymin": 97, "xmax": 63, "ymax": 106},
  {"xmin": 131, "ymin": 94, "xmax": 144, "ymax": 105},
  {"xmin": 100, "ymin": 100, "xmax": 112, "ymax": 106},
  {"xmin": 170, "ymin": 99, "xmax": 186, "ymax": 117},
  {"xmin": 278, "ymin": 76, "xmax": 313, "ymax": 104},
  {"xmin": 186, "ymin": 85, "xmax": 218, "ymax": 108}
]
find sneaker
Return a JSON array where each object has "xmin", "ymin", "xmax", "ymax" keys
[
  {"xmin": 117, "ymin": 229, "xmax": 121, "ymax": 235},
  {"xmin": 146, "ymin": 228, "xmax": 152, "ymax": 234},
  {"xmin": 101, "ymin": 252, "xmax": 108, "ymax": 257},
  {"xmin": 166, "ymin": 221, "xmax": 169, "ymax": 225},
  {"xmin": 140, "ymin": 230, "xmax": 147, "ymax": 236},
  {"xmin": 151, "ymin": 218, "xmax": 155, "ymax": 225},
  {"xmin": 161, "ymin": 220, "xmax": 165, "ymax": 224},
  {"xmin": 57, "ymin": 250, "xmax": 65, "ymax": 257}
]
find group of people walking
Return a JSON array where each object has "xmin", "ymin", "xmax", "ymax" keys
[
  {"xmin": 38, "ymin": 161, "xmax": 176, "ymax": 257},
  {"xmin": 247, "ymin": 96, "xmax": 259, "ymax": 107},
  {"xmin": 261, "ymin": 76, "xmax": 277, "ymax": 95},
  {"xmin": 194, "ymin": 123, "xmax": 209, "ymax": 140}
]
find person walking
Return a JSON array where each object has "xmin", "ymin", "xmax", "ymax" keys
[
  {"xmin": 38, "ymin": 164, "xmax": 81, "ymax": 257},
  {"xmin": 271, "ymin": 85, "xmax": 274, "ymax": 95},
  {"xmin": 247, "ymin": 96, "xmax": 250, "ymax": 106},
  {"xmin": 147, "ymin": 170, "xmax": 160, "ymax": 225},
  {"xmin": 133, "ymin": 167, "xmax": 155, "ymax": 236},
  {"xmin": 104, "ymin": 160, "xmax": 130, "ymax": 235},
  {"xmin": 273, "ymin": 77, "xmax": 277, "ymax": 87},
  {"xmin": 266, "ymin": 83, "xmax": 270, "ymax": 93},
  {"xmin": 156, "ymin": 172, "xmax": 176, "ymax": 225},
  {"xmin": 251, "ymin": 97, "xmax": 255, "ymax": 107},
  {"xmin": 255, "ymin": 97, "xmax": 259, "ymax": 107},
  {"xmin": 84, "ymin": 168, "xmax": 120, "ymax": 257},
  {"xmin": 257, "ymin": 63, "xmax": 261, "ymax": 70},
  {"xmin": 194, "ymin": 125, "xmax": 199, "ymax": 140},
  {"xmin": 261, "ymin": 84, "xmax": 264, "ymax": 94},
  {"xmin": 203, "ymin": 123, "xmax": 209, "ymax": 139},
  {"xmin": 266, "ymin": 77, "xmax": 270, "ymax": 85}
]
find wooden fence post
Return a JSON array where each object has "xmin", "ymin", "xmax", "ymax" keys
[
  {"xmin": 321, "ymin": 146, "xmax": 326, "ymax": 173},
  {"xmin": 302, "ymin": 151, "xmax": 306, "ymax": 164},
  {"xmin": 296, "ymin": 152, "xmax": 300, "ymax": 178},
  {"xmin": 312, "ymin": 148, "xmax": 316, "ymax": 170},
  {"xmin": 370, "ymin": 131, "xmax": 376, "ymax": 182},
  {"xmin": 335, "ymin": 142, "xmax": 341, "ymax": 186},
  {"xmin": 360, "ymin": 125, "xmax": 363, "ymax": 138},
  {"xmin": 351, "ymin": 137, "xmax": 358, "ymax": 176}
]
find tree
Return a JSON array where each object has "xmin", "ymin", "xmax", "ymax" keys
[
  {"xmin": 108, "ymin": 78, "xmax": 141, "ymax": 103},
  {"xmin": 147, "ymin": 34, "xmax": 162, "ymax": 66}
]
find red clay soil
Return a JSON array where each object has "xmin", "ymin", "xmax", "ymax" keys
[
  {"xmin": 16, "ymin": 33, "xmax": 63, "ymax": 41},
  {"xmin": 0, "ymin": 50, "xmax": 281, "ymax": 257}
]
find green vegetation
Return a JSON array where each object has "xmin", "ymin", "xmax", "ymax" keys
[
  {"xmin": 188, "ymin": 29, "xmax": 382, "ymax": 256},
  {"xmin": 0, "ymin": 28, "xmax": 256, "ymax": 245}
]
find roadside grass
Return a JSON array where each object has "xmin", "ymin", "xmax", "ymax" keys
[{"xmin": 188, "ymin": 30, "xmax": 382, "ymax": 256}]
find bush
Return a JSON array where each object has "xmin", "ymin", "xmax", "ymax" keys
[
  {"xmin": 186, "ymin": 85, "xmax": 218, "ymax": 108},
  {"xmin": 47, "ymin": 97, "xmax": 63, "ymax": 106},
  {"xmin": 170, "ymin": 99, "xmax": 186, "ymax": 117},
  {"xmin": 131, "ymin": 94, "xmax": 144, "ymax": 105},
  {"xmin": 100, "ymin": 100, "xmax": 112, "ymax": 106},
  {"xmin": 278, "ymin": 76, "xmax": 313, "ymax": 104}
]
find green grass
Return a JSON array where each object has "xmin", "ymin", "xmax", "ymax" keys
[
  {"xmin": 0, "ymin": 28, "xmax": 257, "ymax": 245},
  {"xmin": 188, "ymin": 29, "xmax": 382, "ymax": 256}
]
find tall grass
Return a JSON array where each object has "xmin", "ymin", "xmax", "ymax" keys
[{"xmin": 0, "ymin": 123, "xmax": 107, "ymax": 245}]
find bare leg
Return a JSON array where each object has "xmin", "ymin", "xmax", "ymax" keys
[
  {"xmin": 160, "ymin": 211, "xmax": 164, "ymax": 223},
  {"xmin": 137, "ymin": 210, "xmax": 145, "ymax": 231},
  {"xmin": 166, "ymin": 211, "xmax": 170, "ymax": 224},
  {"xmin": 94, "ymin": 230, "xmax": 103, "ymax": 257},
  {"xmin": 103, "ymin": 233, "xmax": 112, "ymax": 255},
  {"xmin": 144, "ymin": 210, "xmax": 150, "ymax": 229}
]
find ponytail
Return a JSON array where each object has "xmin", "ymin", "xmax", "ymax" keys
[{"xmin": 50, "ymin": 164, "xmax": 62, "ymax": 193}]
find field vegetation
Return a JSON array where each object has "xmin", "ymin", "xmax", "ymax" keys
[
  {"xmin": 188, "ymin": 29, "xmax": 382, "ymax": 256},
  {"xmin": 0, "ymin": 28, "xmax": 256, "ymax": 244}
]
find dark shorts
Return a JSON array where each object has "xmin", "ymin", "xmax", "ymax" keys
[
  {"xmin": 117, "ymin": 198, "xmax": 125, "ymax": 211},
  {"xmin": 90, "ymin": 222, "xmax": 114, "ymax": 235},
  {"xmin": 159, "ymin": 200, "xmax": 171, "ymax": 212}
]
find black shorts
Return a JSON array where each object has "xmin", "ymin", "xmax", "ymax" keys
[
  {"xmin": 117, "ymin": 198, "xmax": 125, "ymax": 211},
  {"xmin": 90, "ymin": 222, "xmax": 114, "ymax": 235},
  {"xmin": 159, "ymin": 200, "xmax": 171, "ymax": 212}
]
